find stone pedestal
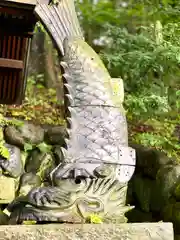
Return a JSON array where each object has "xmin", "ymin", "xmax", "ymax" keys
[{"xmin": 0, "ymin": 223, "xmax": 174, "ymax": 240}]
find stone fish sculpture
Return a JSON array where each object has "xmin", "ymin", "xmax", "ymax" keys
[{"xmin": 8, "ymin": 0, "xmax": 136, "ymax": 223}]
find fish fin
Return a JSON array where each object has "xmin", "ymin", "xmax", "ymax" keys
[{"xmin": 35, "ymin": 0, "xmax": 83, "ymax": 56}]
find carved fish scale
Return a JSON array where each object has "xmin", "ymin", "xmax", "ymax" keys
[{"xmin": 35, "ymin": 1, "xmax": 136, "ymax": 183}]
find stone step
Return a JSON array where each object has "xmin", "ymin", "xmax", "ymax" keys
[{"xmin": 0, "ymin": 223, "xmax": 174, "ymax": 240}]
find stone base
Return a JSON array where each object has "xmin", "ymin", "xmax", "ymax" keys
[{"xmin": 0, "ymin": 223, "xmax": 174, "ymax": 240}]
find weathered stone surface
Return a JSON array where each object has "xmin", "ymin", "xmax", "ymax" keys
[
  {"xmin": 130, "ymin": 144, "xmax": 174, "ymax": 179},
  {"xmin": 0, "ymin": 211, "xmax": 9, "ymax": 225},
  {"xmin": 0, "ymin": 176, "xmax": 15, "ymax": 203},
  {"xmin": 151, "ymin": 165, "xmax": 180, "ymax": 212},
  {"xmin": 174, "ymin": 183, "xmax": 180, "ymax": 201},
  {"xmin": 132, "ymin": 174, "xmax": 155, "ymax": 212},
  {"xmin": 4, "ymin": 123, "xmax": 44, "ymax": 149},
  {"xmin": 162, "ymin": 202, "xmax": 180, "ymax": 234},
  {"xmin": 53, "ymin": 145, "xmax": 64, "ymax": 164},
  {"xmin": 17, "ymin": 173, "xmax": 41, "ymax": 196},
  {"xmin": 0, "ymin": 223, "xmax": 174, "ymax": 240},
  {"xmin": 0, "ymin": 144, "xmax": 23, "ymax": 178},
  {"xmin": 25, "ymin": 150, "xmax": 56, "ymax": 181},
  {"xmin": 8, "ymin": 178, "xmax": 131, "ymax": 224},
  {"xmin": 126, "ymin": 208, "xmax": 154, "ymax": 222},
  {"xmin": 44, "ymin": 126, "xmax": 67, "ymax": 145},
  {"xmin": 175, "ymin": 235, "xmax": 180, "ymax": 240}
]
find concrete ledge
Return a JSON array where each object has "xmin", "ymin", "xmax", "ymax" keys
[{"xmin": 0, "ymin": 223, "xmax": 174, "ymax": 240}]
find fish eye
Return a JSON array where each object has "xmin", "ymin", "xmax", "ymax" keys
[{"xmin": 91, "ymin": 57, "xmax": 94, "ymax": 60}]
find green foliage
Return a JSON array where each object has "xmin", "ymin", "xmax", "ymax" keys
[
  {"xmin": 0, "ymin": 114, "xmax": 24, "ymax": 128},
  {"xmin": 0, "ymin": 144, "xmax": 10, "ymax": 160},
  {"xmin": 77, "ymin": 0, "xmax": 180, "ymax": 160},
  {"xmin": 129, "ymin": 118, "xmax": 180, "ymax": 159},
  {"xmin": 101, "ymin": 25, "xmax": 180, "ymax": 92},
  {"xmin": 24, "ymin": 142, "xmax": 52, "ymax": 154},
  {"xmin": 24, "ymin": 143, "xmax": 33, "ymax": 152},
  {"xmin": 0, "ymin": 77, "xmax": 65, "ymax": 126},
  {"xmin": 125, "ymin": 94, "xmax": 170, "ymax": 119},
  {"xmin": 0, "ymin": 115, "xmax": 24, "ymax": 160},
  {"xmin": 36, "ymin": 142, "xmax": 52, "ymax": 153}
]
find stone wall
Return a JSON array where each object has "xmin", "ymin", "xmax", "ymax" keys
[
  {"xmin": 0, "ymin": 121, "xmax": 66, "ymax": 205},
  {"xmin": 126, "ymin": 144, "xmax": 180, "ymax": 238}
]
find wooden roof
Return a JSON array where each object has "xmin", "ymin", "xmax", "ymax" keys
[{"xmin": 0, "ymin": 0, "xmax": 37, "ymax": 9}]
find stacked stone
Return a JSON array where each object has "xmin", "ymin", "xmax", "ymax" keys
[
  {"xmin": 0, "ymin": 122, "xmax": 66, "ymax": 223},
  {"xmin": 127, "ymin": 144, "xmax": 180, "ymax": 238}
]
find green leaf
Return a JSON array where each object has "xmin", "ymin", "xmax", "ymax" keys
[
  {"xmin": 36, "ymin": 142, "xmax": 52, "ymax": 153},
  {"xmin": 24, "ymin": 143, "xmax": 33, "ymax": 152},
  {"xmin": 1, "ymin": 145, "xmax": 10, "ymax": 160},
  {"xmin": 37, "ymin": 84, "xmax": 44, "ymax": 89},
  {"xmin": 176, "ymin": 90, "xmax": 180, "ymax": 96}
]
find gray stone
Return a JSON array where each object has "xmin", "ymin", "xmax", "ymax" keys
[
  {"xmin": 130, "ymin": 144, "xmax": 174, "ymax": 179},
  {"xmin": 4, "ymin": 123, "xmax": 44, "ymax": 149},
  {"xmin": 25, "ymin": 150, "xmax": 56, "ymax": 181},
  {"xmin": 44, "ymin": 126, "xmax": 67, "ymax": 145},
  {"xmin": 0, "ymin": 223, "xmax": 174, "ymax": 240},
  {"xmin": 174, "ymin": 182, "xmax": 180, "ymax": 201},
  {"xmin": 17, "ymin": 173, "xmax": 41, "ymax": 196},
  {"xmin": 162, "ymin": 202, "xmax": 180, "ymax": 234},
  {"xmin": 175, "ymin": 235, "xmax": 180, "ymax": 240},
  {"xmin": 132, "ymin": 174, "xmax": 155, "ymax": 212},
  {"xmin": 0, "ymin": 211, "xmax": 9, "ymax": 225},
  {"xmin": 0, "ymin": 176, "xmax": 15, "ymax": 203},
  {"xmin": 126, "ymin": 208, "xmax": 154, "ymax": 222},
  {"xmin": 151, "ymin": 165, "xmax": 180, "ymax": 212},
  {"xmin": 0, "ymin": 144, "xmax": 23, "ymax": 178}
]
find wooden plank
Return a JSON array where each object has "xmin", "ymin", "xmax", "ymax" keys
[{"xmin": 0, "ymin": 58, "xmax": 23, "ymax": 69}]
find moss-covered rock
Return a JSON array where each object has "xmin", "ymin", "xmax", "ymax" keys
[
  {"xmin": 25, "ymin": 149, "xmax": 46, "ymax": 173},
  {"xmin": 0, "ymin": 144, "xmax": 23, "ymax": 178},
  {"xmin": 126, "ymin": 208, "xmax": 154, "ymax": 223},
  {"xmin": 0, "ymin": 210, "xmax": 9, "ymax": 225},
  {"xmin": 132, "ymin": 174, "xmax": 155, "ymax": 212},
  {"xmin": 153, "ymin": 165, "xmax": 180, "ymax": 211},
  {"xmin": 25, "ymin": 149, "xmax": 56, "ymax": 182},
  {"xmin": 17, "ymin": 173, "xmax": 41, "ymax": 196},
  {"xmin": 4, "ymin": 123, "xmax": 44, "ymax": 149},
  {"xmin": 174, "ymin": 183, "xmax": 180, "ymax": 201},
  {"xmin": 36, "ymin": 152, "xmax": 56, "ymax": 182},
  {"xmin": 130, "ymin": 144, "xmax": 174, "ymax": 179},
  {"xmin": 52, "ymin": 145, "xmax": 64, "ymax": 164},
  {"xmin": 150, "ymin": 165, "xmax": 180, "ymax": 213},
  {"xmin": 162, "ymin": 202, "xmax": 180, "ymax": 234},
  {"xmin": 44, "ymin": 126, "xmax": 67, "ymax": 145}
]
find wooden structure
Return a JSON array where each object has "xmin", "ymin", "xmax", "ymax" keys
[{"xmin": 0, "ymin": 0, "xmax": 37, "ymax": 104}]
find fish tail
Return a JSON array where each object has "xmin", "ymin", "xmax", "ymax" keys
[{"xmin": 35, "ymin": 0, "xmax": 83, "ymax": 55}]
